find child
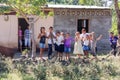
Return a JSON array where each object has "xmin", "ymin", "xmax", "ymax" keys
[
  {"xmin": 47, "ymin": 27, "xmax": 56, "ymax": 59},
  {"xmin": 83, "ymin": 35, "xmax": 90, "ymax": 58},
  {"xmin": 56, "ymin": 31, "xmax": 64, "ymax": 61},
  {"xmin": 109, "ymin": 32, "xmax": 118, "ymax": 56},
  {"xmin": 24, "ymin": 26, "xmax": 31, "ymax": 49},
  {"xmin": 64, "ymin": 33, "xmax": 73, "ymax": 61},
  {"xmin": 73, "ymin": 32, "xmax": 84, "ymax": 59},
  {"xmin": 38, "ymin": 27, "xmax": 46, "ymax": 61},
  {"xmin": 18, "ymin": 26, "xmax": 22, "ymax": 52},
  {"xmin": 89, "ymin": 32, "xmax": 102, "ymax": 60}
]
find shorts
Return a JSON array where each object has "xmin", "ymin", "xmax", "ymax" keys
[
  {"xmin": 39, "ymin": 43, "xmax": 45, "ymax": 48},
  {"xmin": 83, "ymin": 45, "xmax": 90, "ymax": 51},
  {"xmin": 57, "ymin": 44, "xmax": 64, "ymax": 53},
  {"xmin": 111, "ymin": 44, "xmax": 116, "ymax": 50},
  {"xmin": 55, "ymin": 43, "xmax": 58, "ymax": 51},
  {"xmin": 64, "ymin": 47, "xmax": 71, "ymax": 53}
]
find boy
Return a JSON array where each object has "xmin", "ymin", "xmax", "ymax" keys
[{"xmin": 47, "ymin": 27, "xmax": 56, "ymax": 59}]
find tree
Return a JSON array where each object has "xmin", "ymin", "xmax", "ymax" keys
[
  {"xmin": 78, "ymin": 0, "xmax": 104, "ymax": 6},
  {"xmin": 0, "ymin": 0, "xmax": 47, "ymax": 58},
  {"xmin": 114, "ymin": 0, "xmax": 120, "ymax": 34}
]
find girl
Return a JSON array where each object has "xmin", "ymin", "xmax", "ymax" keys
[
  {"xmin": 18, "ymin": 26, "xmax": 22, "ymax": 52},
  {"xmin": 89, "ymin": 32, "xmax": 102, "ymax": 60},
  {"xmin": 73, "ymin": 32, "xmax": 84, "ymax": 59},
  {"xmin": 83, "ymin": 35, "xmax": 90, "ymax": 58},
  {"xmin": 56, "ymin": 31, "xmax": 64, "ymax": 61},
  {"xmin": 64, "ymin": 33, "xmax": 73, "ymax": 61},
  {"xmin": 38, "ymin": 27, "xmax": 46, "ymax": 61}
]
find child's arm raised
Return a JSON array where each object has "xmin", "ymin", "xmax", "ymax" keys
[{"xmin": 96, "ymin": 35, "xmax": 102, "ymax": 41}]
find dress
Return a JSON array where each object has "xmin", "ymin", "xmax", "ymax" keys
[{"xmin": 73, "ymin": 37, "xmax": 84, "ymax": 55}]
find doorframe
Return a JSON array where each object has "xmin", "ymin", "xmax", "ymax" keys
[
  {"xmin": 18, "ymin": 18, "xmax": 29, "ymax": 50},
  {"xmin": 77, "ymin": 18, "xmax": 90, "ymax": 33}
]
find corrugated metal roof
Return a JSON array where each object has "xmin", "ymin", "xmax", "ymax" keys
[{"xmin": 47, "ymin": 4, "xmax": 110, "ymax": 9}]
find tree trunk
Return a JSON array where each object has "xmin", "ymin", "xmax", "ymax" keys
[{"xmin": 29, "ymin": 18, "xmax": 36, "ymax": 58}]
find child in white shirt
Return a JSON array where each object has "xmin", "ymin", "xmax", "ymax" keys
[
  {"xmin": 56, "ymin": 31, "xmax": 64, "ymax": 61},
  {"xmin": 83, "ymin": 35, "xmax": 90, "ymax": 58}
]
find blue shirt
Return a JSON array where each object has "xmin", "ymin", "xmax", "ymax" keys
[
  {"xmin": 24, "ymin": 29, "xmax": 31, "ymax": 39},
  {"xmin": 109, "ymin": 36, "xmax": 118, "ymax": 45}
]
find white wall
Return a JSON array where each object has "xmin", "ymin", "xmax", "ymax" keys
[{"xmin": 0, "ymin": 15, "xmax": 18, "ymax": 48}]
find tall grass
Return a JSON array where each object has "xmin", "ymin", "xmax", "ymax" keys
[{"xmin": 0, "ymin": 56, "xmax": 120, "ymax": 80}]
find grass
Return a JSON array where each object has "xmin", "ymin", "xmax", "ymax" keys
[{"xmin": 0, "ymin": 54, "xmax": 120, "ymax": 80}]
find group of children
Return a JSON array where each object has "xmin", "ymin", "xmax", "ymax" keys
[
  {"xmin": 38, "ymin": 27, "xmax": 103, "ymax": 61},
  {"xmin": 73, "ymin": 29, "xmax": 102, "ymax": 60}
]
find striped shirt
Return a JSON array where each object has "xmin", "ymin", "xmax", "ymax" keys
[{"xmin": 24, "ymin": 29, "xmax": 31, "ymax": 39}]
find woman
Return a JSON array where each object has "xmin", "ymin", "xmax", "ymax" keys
[{"xmin": 38, "ymin": 27, "xmax": 46, "ymax": 61}]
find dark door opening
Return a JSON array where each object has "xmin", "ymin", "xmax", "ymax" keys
[
  {"xmin": 18, "ymin": 18, "xmax": 29, "ymax": 51},
  {"xmin": 77, "ymin": 19, "xmax": 89, "ymax": 33}
]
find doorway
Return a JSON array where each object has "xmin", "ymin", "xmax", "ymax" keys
[
  {"xmin": 18, "ymin": 18, "xmax": 29, "ymax": 50},
  {"xmin": 77, "ymin": 19, "xmax": 89, "ymax": 33}
]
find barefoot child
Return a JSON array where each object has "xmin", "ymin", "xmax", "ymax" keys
[
  {"xmin": 64, "ymin": 33, "xmax": 73, "ymax": 61},
  {"xmin": 89, "ymin": 32, "xmax": 102, "ymax": 60},
  {"xmin": 38, "ymin": 27, "xmax": 46, "ymax": 61},
  {"xmin": 73, "ymin": 32, "xmax": 84, "ymax": 59},
  {"xmin": 56, "ymin": 31, "xmax": 64, "ymax": 61},
  {"xmin": 83, "ymin": 35, "xmax": 90, "ymax": 58}
]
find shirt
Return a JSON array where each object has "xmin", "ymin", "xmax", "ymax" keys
[
  {"xmin": 47, "ymin": 32, "xmax": 56, "ymax": 44},
  {"xmin": 40, "ymin": 35, "xmax": 46, "ymax": 43},
  {"xmin": 90, "ymin": 40, "xmax": 97, "ymax": 48},
  {"xmin": 56, "ymin": 35, "xmax": 64, "ymax": 46},
  {"xmin": 24, "ymin": 29, "xmax": 31, "ymax": 39},
  {"xmin": 109, "ymin": 36, "xmax": 118, "ymax": 45},
  {"xmin": 18, "ymin": 30, "xmax": 22, "ymax": 37},
  {"xmin": 64, "ymin": 37, "xmax": 73, "ymax": 48},
  {"xmin": 80, "ymin": 33, "xmax": 89, "ymax": 39},
  {"xmin": 83, "ymin": 39, "xmax": 89, "ymax": 46}
]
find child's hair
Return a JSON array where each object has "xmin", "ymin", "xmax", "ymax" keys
[
  {"xmin": 82, "ymin": 28, "xmax": 86, "ymax": 32},
  {"xmin": 86, "ymin": 35, "xmax": 89, "ymax": 39},
  {"xmin": 66, "ymin": 33, "xmax": 70, "ymax": 35},
  {"xmin": 40, "ymin": 27, "xmax": 45, "ymax": 33},
  {"xmin": 110, "ymin": 32, "xmax": 114, "ymax": 34},
  {"xmin": 56, "ymin": 31, "xmax": 60, "ymax": 34},
  {"xmin": 75, "ymin": 32, "xmax": 80, "ymax": 36},
  {"xmin": 49, "ymin": 26, "xmax": 53, "ymax": 30}
]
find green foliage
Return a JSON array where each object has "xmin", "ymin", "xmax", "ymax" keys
[
  {"xmin": 0, "ymin": 0, "xmax": 47, "ymax": 16},
  {"xmin": 78, "ymin": 0, "xmax": 103, "ymax": 6},
  {"xmin": 110, "ymin": 9, "xmax": 118, "ymax": 35},
  {"xmin": 0, "ymin": 55, "xmax": 120, "ymax": 80},
  {"xmin": 0, "ymin": 6, "xmax": 11, "ymax": 14},
  {"xmin": 110, "ymin": 2, "xmax": 120, "ymax": 35},
  {"xmin": 47, "ymin": 0, "xmax": 77, "ymax": 5}
]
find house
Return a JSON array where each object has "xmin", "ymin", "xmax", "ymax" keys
[{"xmin": 0, "ymin": 4, "xmax": 111, "ymax": 52}]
